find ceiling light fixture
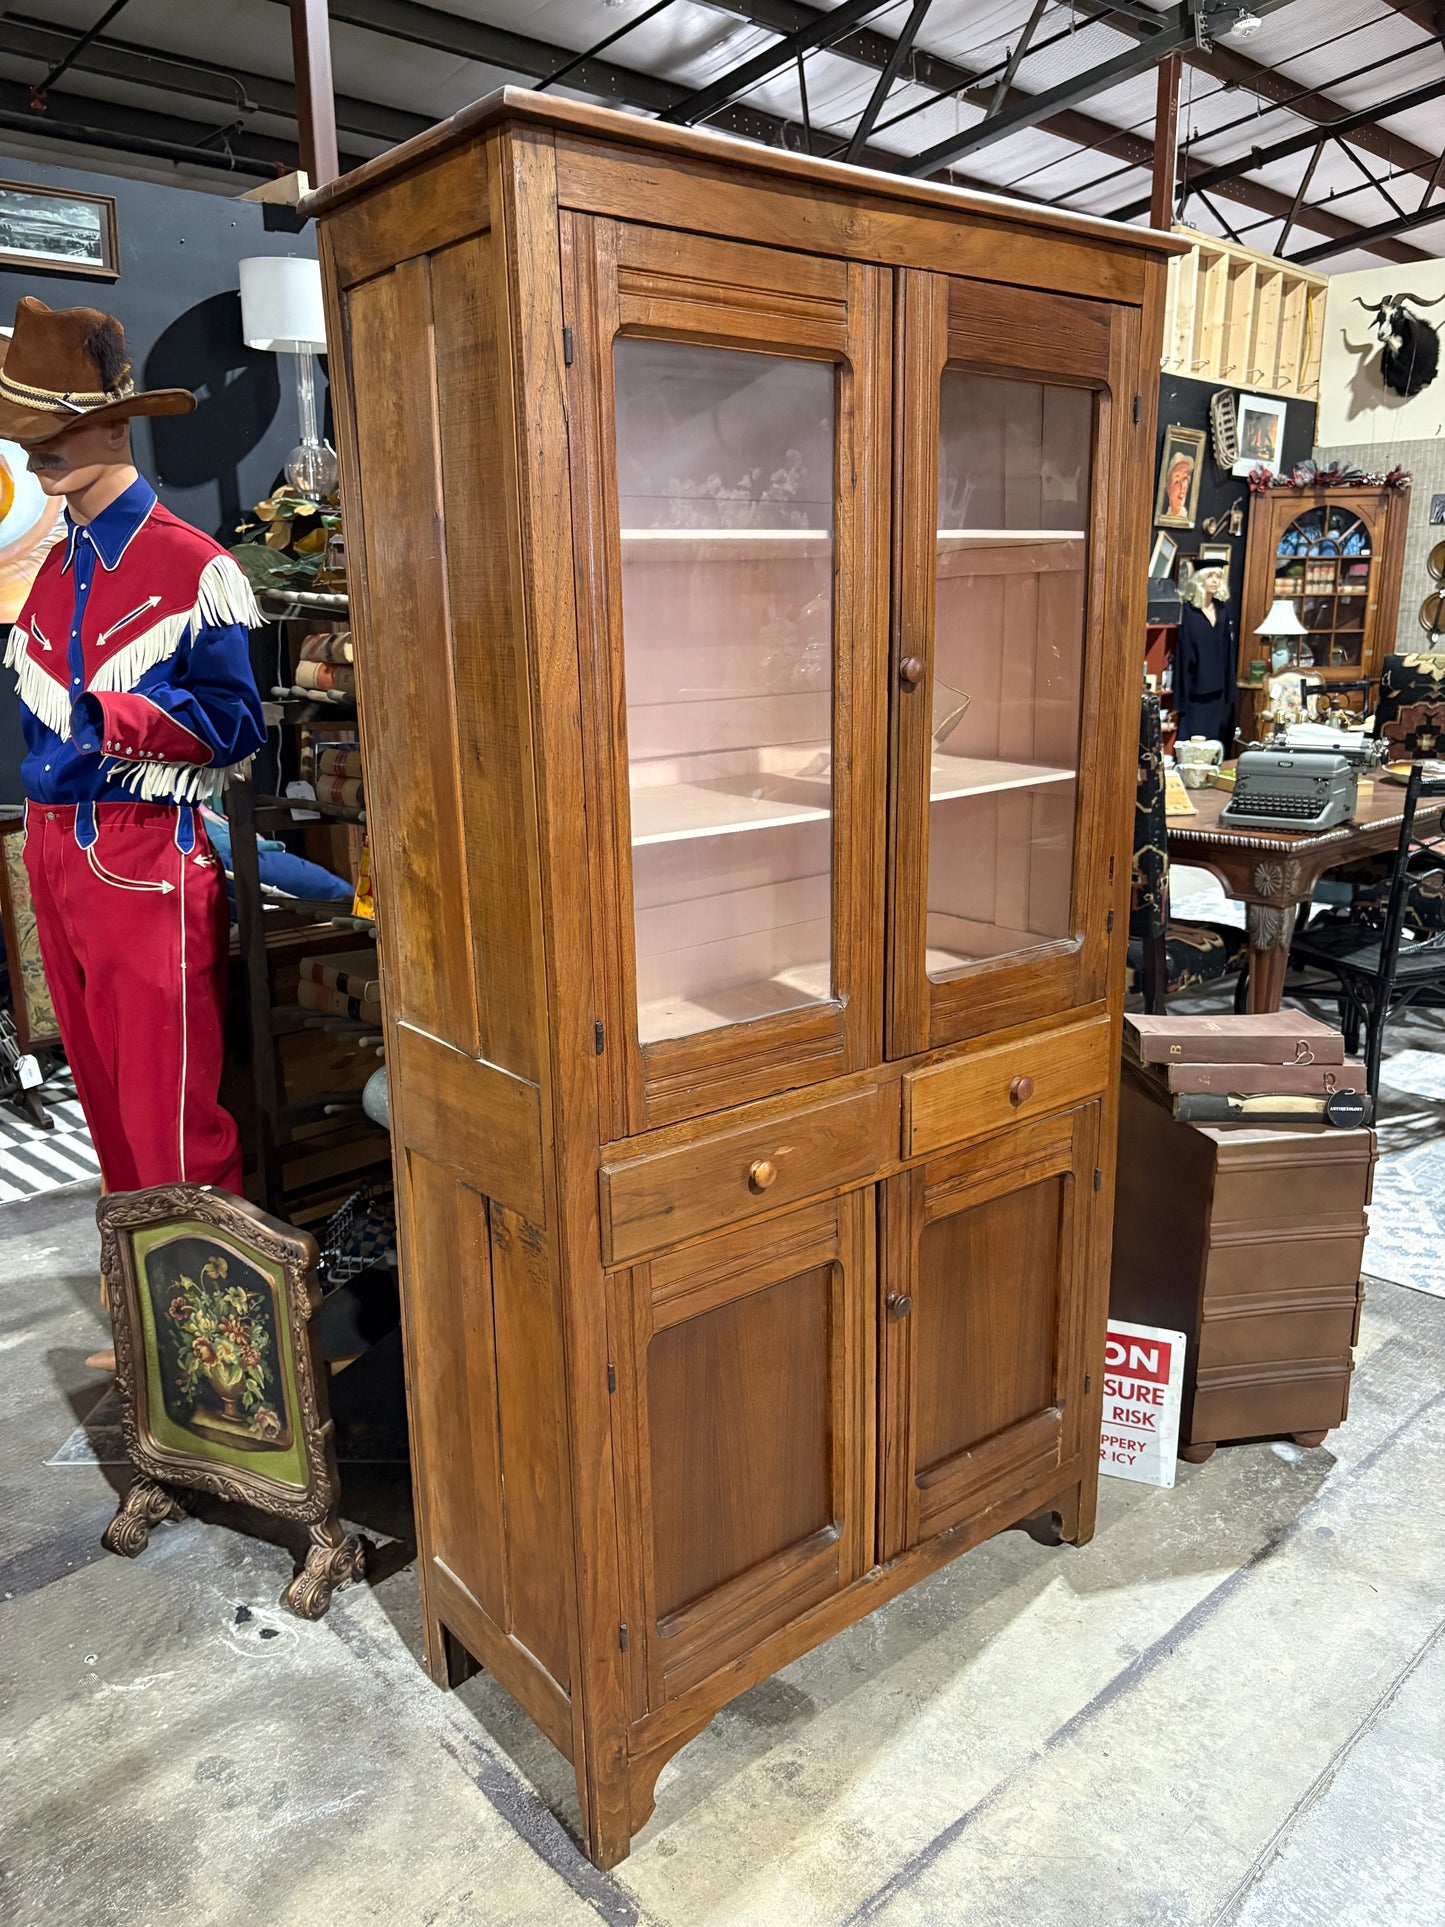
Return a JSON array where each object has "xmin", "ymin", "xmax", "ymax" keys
[{"xmin": 1231, "ymin": 8, "xmax": 1263, "ymax": 36}]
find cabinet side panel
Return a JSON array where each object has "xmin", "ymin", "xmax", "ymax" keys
[
  {"xmin": 341, "ymin": 257, "xmax": 481, "ymax": 1055},
  {"xmin": 490, "ymin": 1202, "xmax": 575, "ymax": 1692},
  {"xmin": 430, "ymin": 233, "xmax": 543, "ymax": 1080},
  {"xmin": 401, "ymin": 1151, "xmax": 508, "ymax": 1620}
]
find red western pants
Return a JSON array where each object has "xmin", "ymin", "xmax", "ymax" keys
[{"xmin": 23, "ymin": 801, "xmax": 242, "ymax": 1194}]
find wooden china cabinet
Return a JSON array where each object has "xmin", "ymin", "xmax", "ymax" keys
[
  {"xmin": 1237, "ymin": 485, "xmax": 1407, "ymax": 738},
  {"xmin": 307, "ymin": 92, "xmax": 1178, "ymax": 1867}
]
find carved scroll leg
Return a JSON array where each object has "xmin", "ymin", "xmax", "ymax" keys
[
  {"xmin": 103, "ymin": 1476, "xmax": 186, "ymax": 1557},
  {"xmin": 1245, "ymin": 901, "xmax": 1299, "ymax": 1013},
  {"xmin": 283, "ymin": 1514, "xmax": 373, "ymax": 1620}
]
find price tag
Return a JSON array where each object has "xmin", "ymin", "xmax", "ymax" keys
[{"xmin": 17, "ymin": 1054, "xmax": 43, "ymax": 1090}]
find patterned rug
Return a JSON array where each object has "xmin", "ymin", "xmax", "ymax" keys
[{"xmin": 0, "ymin": 1069, "xmax": 99, "ymax": 1200}]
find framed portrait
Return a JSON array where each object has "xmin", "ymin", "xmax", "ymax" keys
[
  {"xmin": 1154, "ymin": 425, "xmax": 1206, "ymax": 529},
  {"xmin": 1148, "ymin": 530, "xmax": 1177, "ymax": 579},
  {"xmin": 99, "ymin": 1185, "xmax": 368, "ymax": 1617},
  {"xmin": 1174, "ymin": 553, "xmax": 1198, "ymax": 598},
  {"xmin": 1233, "ymin": 393, "xmax": 1288, "ymax": 478},
  {"xmin": 0, "ymin": 180, "xmax": 119, "ymax": 279}
]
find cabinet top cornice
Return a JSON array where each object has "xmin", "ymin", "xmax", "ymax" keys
[{"xmin": 302, "ymin": 85, "xmax": 1189, "ymax": 260}]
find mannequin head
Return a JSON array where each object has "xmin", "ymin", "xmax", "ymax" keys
[
  {"xmin": 1183, "ymin": 565, "xmax": 1228, "ymax": 610},
  {"xmin": 22, "ymin": 415, "xmax": 138, "ymax": 524}
]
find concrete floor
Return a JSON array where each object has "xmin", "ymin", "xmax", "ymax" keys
[{"xmin": 3, "ymin": 1179, "xmax": 1445, "ymax": 1927}]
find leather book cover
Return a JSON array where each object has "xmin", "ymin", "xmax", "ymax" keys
[
  {"xmin": 1123, "ymin": 1012, "xmax": 1345, "ymax": 1066},
  {"xmin": 1146, "ymin": 1058, "xmax": 1365, "ymax": 1095}
]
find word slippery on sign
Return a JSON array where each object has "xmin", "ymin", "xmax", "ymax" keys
[{"xmin": 1098, "ymin": 1321, "xmax": 1186, "ymax": 1488}]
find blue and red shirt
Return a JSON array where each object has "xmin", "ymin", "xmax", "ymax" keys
[{"xmin": 7, "ymin": 475, "xmax": 265, "ymax": 806}]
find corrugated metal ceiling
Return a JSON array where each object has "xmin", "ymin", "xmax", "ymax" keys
[{"xmin": 1, "ymin": 0, "xmax": 1441, "ymax": 268}]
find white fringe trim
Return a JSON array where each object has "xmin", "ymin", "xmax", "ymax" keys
[
  {"xmin": 90, "ymin": 555, "xmax": 264, "ymax": 698},
  {"xmin": 7, "ymin": 630, "xmax": 73, "ymax": 737},
  {"xmin": 105, "ymin": 752, "xmax": 254, "ymax": 805},
  {"xmin": 90, "ymin": 611, "xmax": 190, "ymax": 696}
]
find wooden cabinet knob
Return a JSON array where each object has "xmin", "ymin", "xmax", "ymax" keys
[
  {"xmin": 885, "ymin": 1290, "xmax": 913, "ymax": 1321},
  {"xmin": 1009, "ymin": 1075, "xmax": 1035, "ymax": 1106},
  {"xmin": 899, "ymin": 656, "xmax": 925, "ymax": 688},
  {"xmin": 748, "ymin": 1158, "xmax": 778, "ymax": 1192}
]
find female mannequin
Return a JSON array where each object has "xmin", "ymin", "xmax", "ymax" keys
[{"xmin": 1174, "ymin": 566, "xmax": 1236, "ymax": 748}]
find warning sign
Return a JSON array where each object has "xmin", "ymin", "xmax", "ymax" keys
[{"xmin": 1098, "ymin": 1320, "xmax": 1186, "ymax": 1488}]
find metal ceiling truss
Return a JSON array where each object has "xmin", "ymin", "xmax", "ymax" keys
[{"xmin": 0, "ymin": 0, "xmax": 1431, "ymax": 267}]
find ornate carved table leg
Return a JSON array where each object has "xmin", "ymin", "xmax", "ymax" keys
[
  {"xmin": 1244, "ymin": 900, "xmax": 1298, "ymax": 1013},
  {"xmin": 284, "ymin": 1514, "xmax": 373, "ymax": 1619},
  {"xmin": 103, "ymin": 1476, "xmax": 186, "ymax": 1557}
]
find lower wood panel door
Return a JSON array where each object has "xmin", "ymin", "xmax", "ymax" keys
[
  {"xmin": 880, "ymin": 1104, "xmax": 1100, "ymax": 1560},
  {"xmin": 608, "ymin": 1192, "xmax": 874, "ymax": 1714}
]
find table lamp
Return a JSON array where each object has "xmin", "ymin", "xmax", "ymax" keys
[
  {"xmin": 1255, "ymin": 596, "xmax": 1307, "ymax": 640},
  {"xmin": 238, "ymin": 256, "xmax": 337, "ymax": 500}
]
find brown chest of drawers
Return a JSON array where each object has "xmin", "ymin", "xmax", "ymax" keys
[{"xmin": 1111, "ymin": 1071, "xmax": 1374, "ymax": 1462}]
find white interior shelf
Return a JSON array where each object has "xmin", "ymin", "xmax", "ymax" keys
[
  {"xmin": 929, "ymin": 755, "xmax": 1076, "ymax": 801},
  {"xmin": 936, "ymin": 528, "xmax": 1086, "ymax": 545},
  {"xmin": 637, "ymin": 959, "xmax": 833, "ymax": 1044},
  {"xmin": 620, "ymin": 528, "xmax": 831, "ymax": 562},
  {"xmin": 630, "ymin": 780, "xmax": 829, "ymax": 847}
]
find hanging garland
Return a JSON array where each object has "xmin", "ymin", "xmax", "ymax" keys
[{"xmin": 1246, "ymin": 459, "xmax": 1412, "ymax": 495}]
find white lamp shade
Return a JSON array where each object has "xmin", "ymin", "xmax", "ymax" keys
[
  {"xmin": 239, "ymin": 256, "xmax": 326, "ymax": 354},
  {"xmin": 1254, "ymin": 595, "xmax": 1309, "ymax": 638}
]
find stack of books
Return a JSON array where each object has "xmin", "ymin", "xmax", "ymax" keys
[
  {"xmin": 313, "ymin": 744, "xmax": 363, "ymax": 809},
  {"xmin": 1123, "ymin": 1012, "xmax": 1370, "ymax": 1126},
  {"xmin": 297, "ymin": 947, "xmax": 380, "ymax": 1022}
]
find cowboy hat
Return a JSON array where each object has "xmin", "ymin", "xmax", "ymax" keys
[{"xmin": 0, "ymin": 296, "xmax": 195, "ymax": 445}]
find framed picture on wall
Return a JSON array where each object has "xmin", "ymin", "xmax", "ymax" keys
[
  {"xmin": 1148, "ymin": 530, "xmax": 1177, "ymax": 579},
  {"xmin": 1233, "ymin": 393, "xmax": 1288, "ymax": 478},
  {"xmin": 1154, "ymin": 425, "xmax": 1206, "ymax": 530},
  {"xmin": 0, "ymin": 179, "xmax": 119, "ymax": 279}
]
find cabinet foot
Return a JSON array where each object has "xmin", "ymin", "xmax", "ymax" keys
[
  {"xmin": 423, "ymin": 1614, "xmax": 480, "ymax": 1691},
  {"xmin": 1179, "ymin": 1442, "xmax": 1216, "ymax": 1465},
  {"xmin": 1291, "ymin": 1430, "xmax": 1328, "ymax": 1448},
  {"xmin": 1018, "ymin": 1487, "xmax": 1081, "ymax": 1547}
]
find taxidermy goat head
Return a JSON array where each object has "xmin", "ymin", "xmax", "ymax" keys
[{"xmin": 1355, "ymin": 292, "xmax": 1444, "ymax": 398}]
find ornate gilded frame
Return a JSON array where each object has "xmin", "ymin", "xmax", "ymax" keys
[{"xmin": 98, "ymin": 1184, "xmax": 368, "ymax": 1617}]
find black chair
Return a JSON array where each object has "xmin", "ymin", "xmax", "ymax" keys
[
  {"xmin": 1290, "ymin": 764, "xmax": 1445, "ymax": 1100},
  {"xmin": 1127, "ymin": 691, "xmax": 1247, "ymax": 1012}
]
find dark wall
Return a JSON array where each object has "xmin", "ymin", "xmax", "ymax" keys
[
  {"xmin": 0, "ymin": 154, "xmax": 320, "ymax": 799},
  {"xmin": 1147, "ymin": 374, "xmax": 1317, "ymax": 622}
]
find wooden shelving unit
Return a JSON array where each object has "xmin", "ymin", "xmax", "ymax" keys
[
  {"xmin": 1161, "ymin": 226, "xmax": 1327, "ymax": 400},
  {"xmin": 229, "ymin": 587, "xmax": 388, "ymax": 1219}
]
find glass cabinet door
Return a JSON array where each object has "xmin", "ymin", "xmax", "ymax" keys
[
  {"xmin": 889, "ymin": 272, "xmax": 1129, "ymax": 1055},
  {"xmin": 566, "ymin": 219, "xmax": 889, "ymax": 1136}
]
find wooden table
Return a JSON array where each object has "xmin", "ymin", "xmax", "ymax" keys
[{"xmin": 1166, "ymin": 778, "xmax": 1445, "ymax": 1011}]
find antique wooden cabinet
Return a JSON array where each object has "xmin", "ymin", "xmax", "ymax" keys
[
  {"xmin": 307, "ymin": 91, "xmax": 1178, "ymax": 1866},
  {"xmin": 1237, "ymin": 483, "xmax": 1408, "ymax": 738}
]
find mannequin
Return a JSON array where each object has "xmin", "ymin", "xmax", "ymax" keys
[
  {"xmin": 1174, "ymin": 565, "xmax": 1236, "ymax": 749},
  {"xmin": 2, "ymin": 298, "xmax": 264, "ymax": 1369}
]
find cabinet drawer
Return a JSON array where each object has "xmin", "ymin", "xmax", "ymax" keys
[
  {"xmin": 1197, "ymin": 1302, "xmax": 1359, "ymax": 1371},
  {"xmin": 600, "ymin": 1085, "xmax": 896, "ymax": 1266},
  {"xmin": 903, "ymin": 1014, "xmax": 1111, "ymax": 1160},
  {"xmin": 1190, "ymin": 1358, "xmax": 1352, "ymax": 1447}
]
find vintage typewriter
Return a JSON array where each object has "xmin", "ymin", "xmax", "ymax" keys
[{"xmin": 1221, "ymin": 732, "xmax": 1377, "ymax": 832}]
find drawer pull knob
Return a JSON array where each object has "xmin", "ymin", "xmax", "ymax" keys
[
  {"xmin": 1010, "ymin": 1075, "xmax": 1035, "ymax": 1106},
  {"xmin": 748, "ymin": 1158, "xmax": 778, "ymax": 1192},
  {"xmin": 886, "ymin": 1290, "xmax": 913, "ymax": 1321},
  {"xmin": 899, "ymin": 656, "xmax": 925, "ymax": 688}
]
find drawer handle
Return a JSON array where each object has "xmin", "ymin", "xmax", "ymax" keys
[
  {"xmin": 1010, "ymin": 1075, "xmax": 1035, "ymax": 1106},
  {"xmin": 886, "ymin": 1290, "xmax": 913, "ymax": 1321},
  {"xmin": 748, "ymin": 1158, "xmax": 778, "ymax": 1192},
  {"xmin": 899, "ymin": 656, "xmax": 925, "ymax": 688}
]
